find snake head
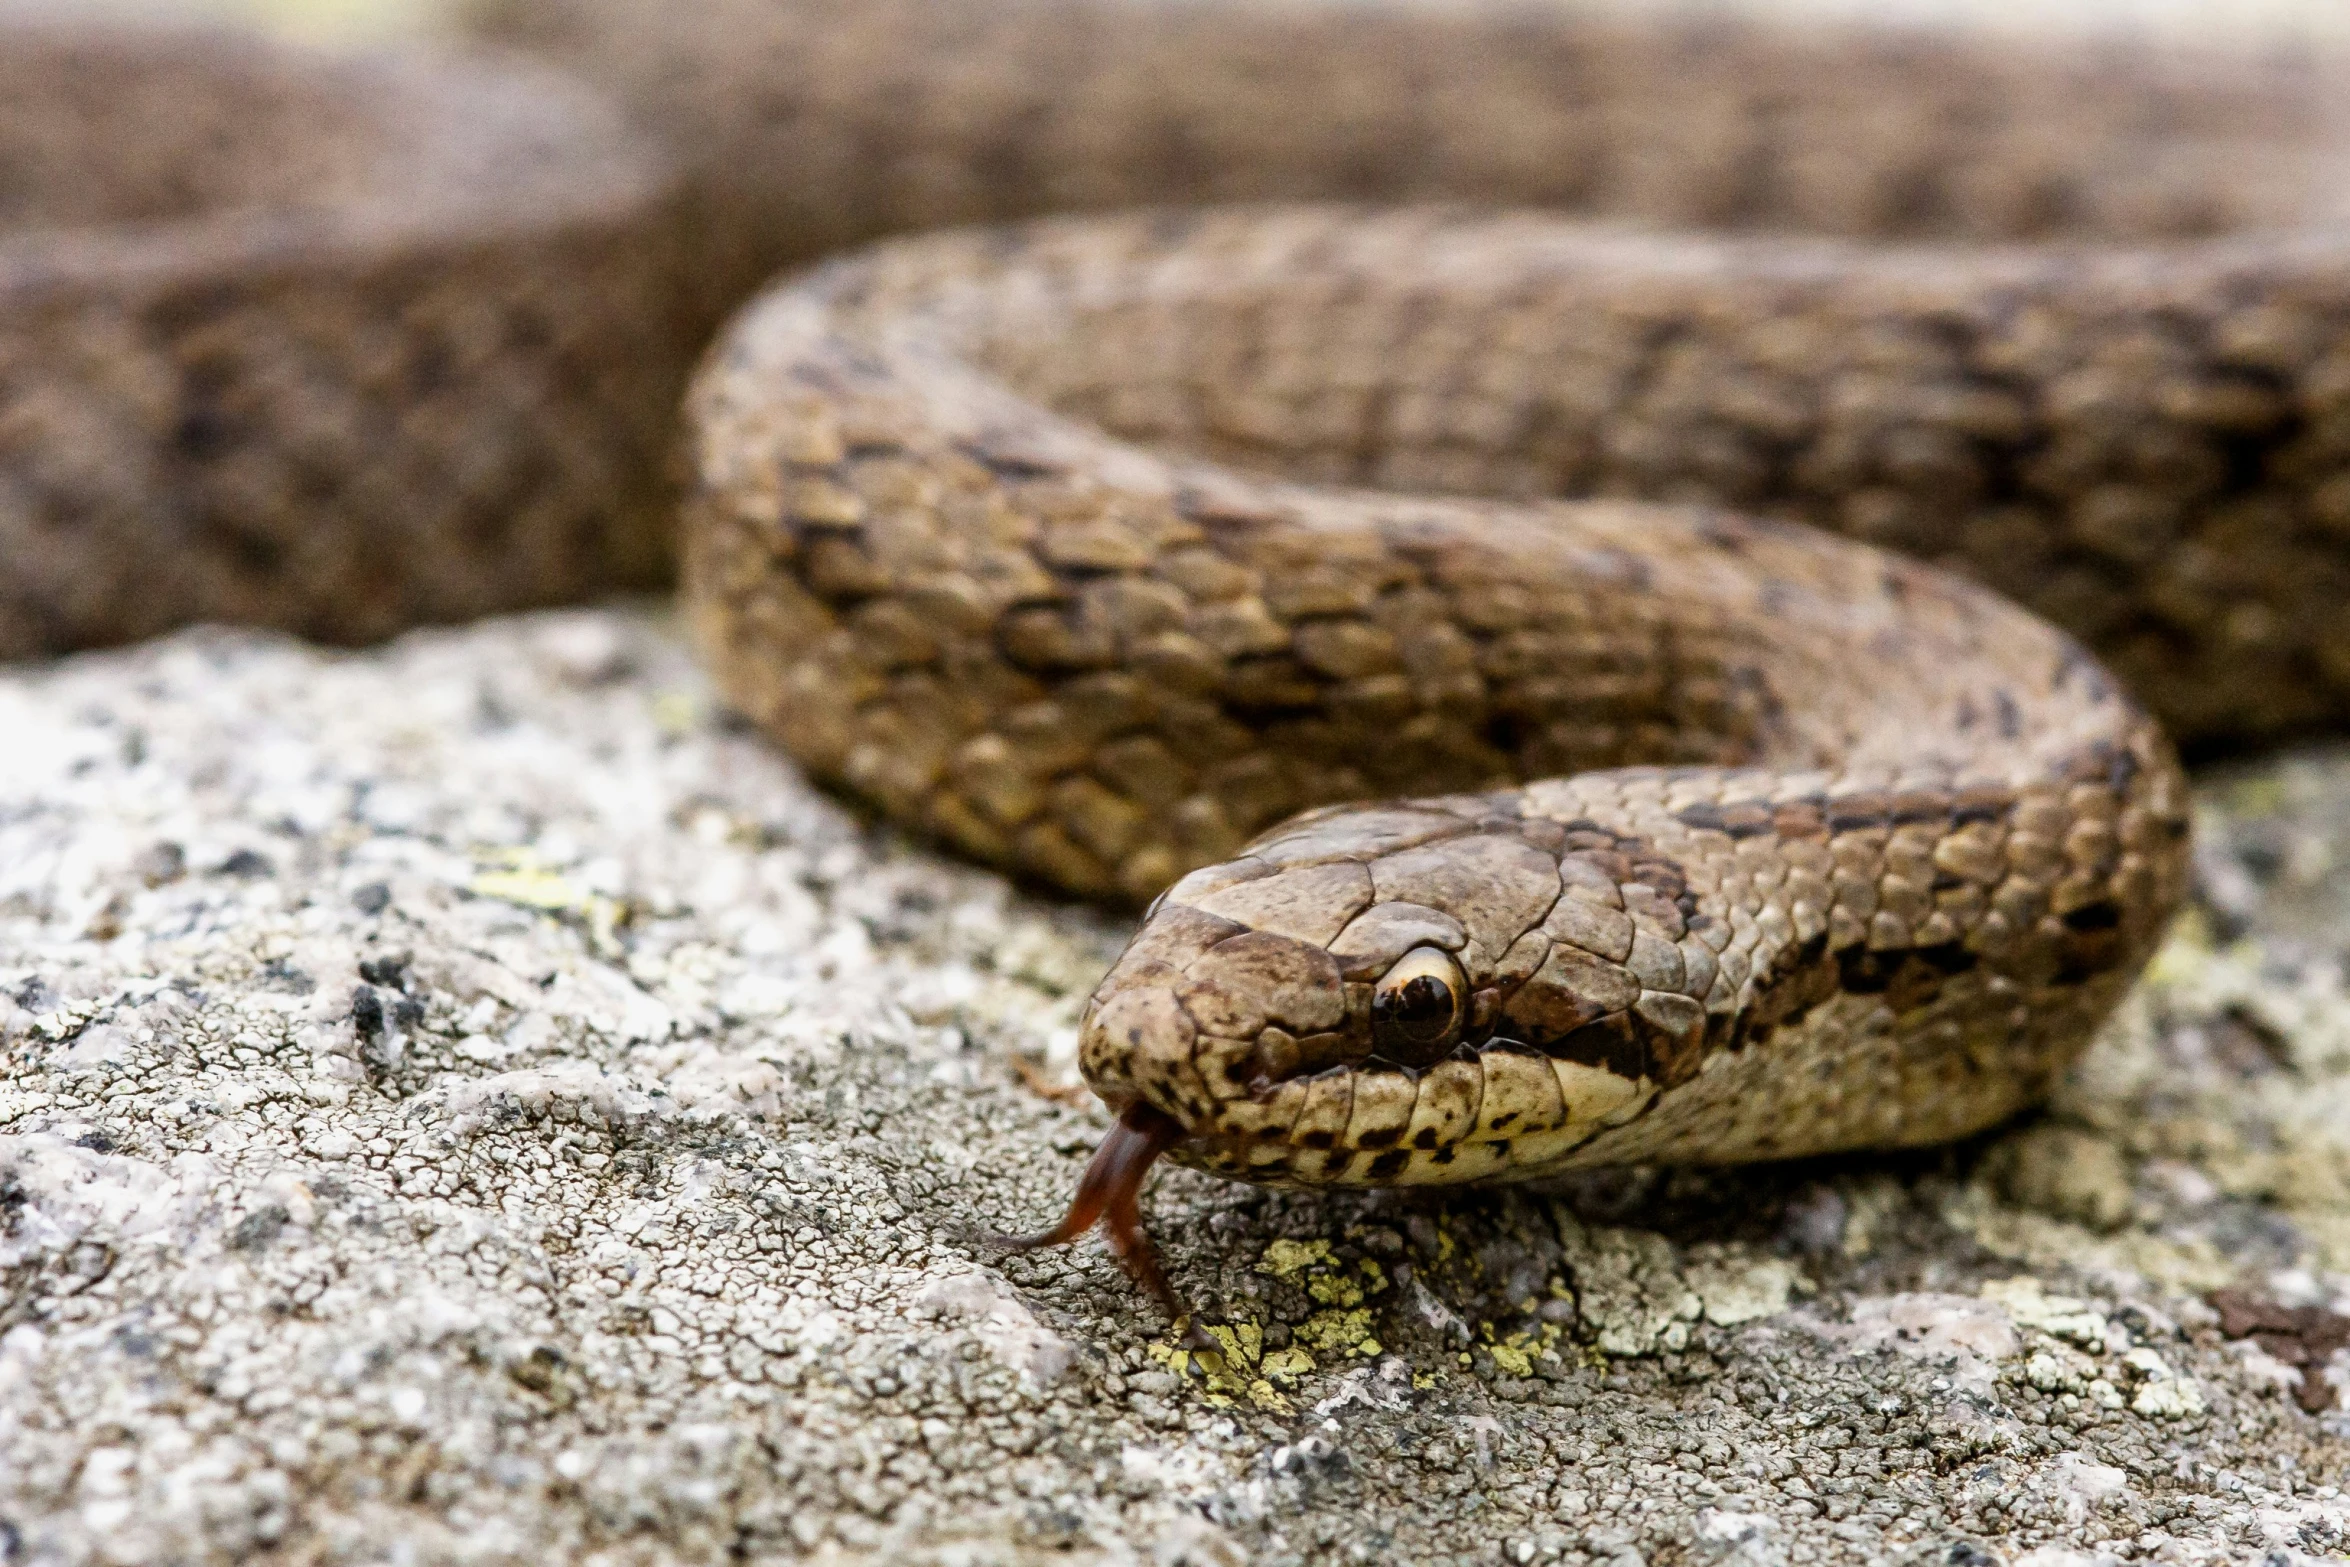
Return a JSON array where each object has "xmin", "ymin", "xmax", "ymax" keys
[
  {"xmin": 1012, "ymin": 792, "xmax": 1697, "ymax": 1324},
  {"xmin": 1073, "ymin": 793, "xmax": 1670, "ymax": 1176}
]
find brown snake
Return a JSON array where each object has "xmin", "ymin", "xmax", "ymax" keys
[{"xmin": 14, "ymin": 2, "xmax": 2350, "ymax": 1326}]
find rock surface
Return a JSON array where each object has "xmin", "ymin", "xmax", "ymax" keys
[{"xmin": 1, "ymin": 608, "xmax": 2346, "ymax": 1565}]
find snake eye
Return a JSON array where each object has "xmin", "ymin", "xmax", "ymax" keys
[{"xmin": 1370, "ymin": 946, "xmax": 1466, "ymax": 1065}]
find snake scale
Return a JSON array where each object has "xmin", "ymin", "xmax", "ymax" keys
[{"xmin": 12, "ymin": 0, "xmax": 2350, "ymax": 1322}]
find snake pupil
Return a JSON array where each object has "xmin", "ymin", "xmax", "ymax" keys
[
  {"xmin": 1391, "ymin": 977, "xmax": 1451, "ymax": 1036},
  {"xmin": 1371, "ymin": 948, "xmax": 1466, "ymax": 1063}
]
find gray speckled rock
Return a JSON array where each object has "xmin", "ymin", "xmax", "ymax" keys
[{"xmin": 1, "ymin": 608, "xmax": 2347, "ymax": 1567}]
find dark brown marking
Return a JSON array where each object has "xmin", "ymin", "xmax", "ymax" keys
[
  {"xmin": 1675, "ymin": 802, "xmax": 1729, "ymax": 834},
  {"xmin": 1888, "ymin": 793, "xmax": 1953, "ymax": 827},
  {"xmin": 2061, "ymin": 901, "xmax": 2123, "ymax": 933},
  {"xmin": 1838, "ymin": 942, "xmax": 1978, "ymax": 1012},
  {"xmin": 1676, "ymin": 800, "xmax": 1780, "ymax": 840},
  {"xmin": 1545, "ymin": 1012, "xmax": 1653, "ymax": 1082},
  {"xmin": 1772, "ymin": 799, "xmax": 1829, "ymax": 839},
  {"xmin": 1951, "ymin": 788, "xmax": 2013, "ymax": 827},
  {"xmin": 1826, "ymin": 794, "xmax": 1893, "ymax": 832}
]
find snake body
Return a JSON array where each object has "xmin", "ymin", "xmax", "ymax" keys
[
  {"xmin": 13, "ymin": 1, "xmax": 2350, "ymax": 1311},
  {"xmin": 684, "ymin": 206, "xmax": 2193, "ymax": 1209}
]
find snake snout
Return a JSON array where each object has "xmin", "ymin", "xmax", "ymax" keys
[
  {"xmin": 1006, "ymin": 902, "xmax": 1361, "ymax": 1334},
  {"xmin": 1078, "ymin": 917, "xmax": 1358, "ymax": 1145}
]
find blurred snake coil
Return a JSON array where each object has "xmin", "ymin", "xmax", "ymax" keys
[{"xmin": 10, "ymin": 0, "xmax": 2350, "ymax": 1313}]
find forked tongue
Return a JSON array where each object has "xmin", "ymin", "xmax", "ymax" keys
[{"xmin": 998, "ymin": 1101, "xmax": 1217, "ymax": 1349}]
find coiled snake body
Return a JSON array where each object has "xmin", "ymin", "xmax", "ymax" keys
[
  {"xmin": 18, "ymin": 0, "xmax": 2350, "ymax": 1320},
  {"xmin": 683, "ymin": 204, "xmax": 2200, "ymax": 1312}
]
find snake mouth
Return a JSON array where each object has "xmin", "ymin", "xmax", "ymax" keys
[{"xmin": 997, "ymin": 1101, "xmax": 1211, "ymax": 1343}]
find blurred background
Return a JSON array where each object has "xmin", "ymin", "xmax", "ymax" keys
[{"xmin": 53, "ymin": 0, "xmax": 2350, "ymax": 47}]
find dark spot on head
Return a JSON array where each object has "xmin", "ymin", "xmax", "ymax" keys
[
  {"xmin": 2053, "ymin": 644, "xmax": 2114, "ymax": 703},
  {"xmin": 2061, "ymin": 901, "xmax": 2123, "ymax": 933}
]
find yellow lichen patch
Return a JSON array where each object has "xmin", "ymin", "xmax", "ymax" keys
[
  {"xmin": 1295, "ymin": 1308, "xmax": 1382, "ymax": 1358},
  {"xmin": 1145, "ymin": 1321, "xmax": 1293, "ymax": 1412},
  {"xmin": 468, "ymin": 849, "xmax": 631, "ymax": 955},
  {"xmin": 1244, "ymin": 1379, "xmax": 1288, "ymax": 1411},
  {"xmin": 1258, "ymin": 1238, "xmax": 1336, "ymax": 1279},
  {"xmin": 469, "ymin": 856, "xmax": 583, "ymax": 913},
  {"xmin": 1259, "ymin": 1347, "xmax": 1317, "ymax": 1387},
  {"xmin": 651, "ymin": 691, "xmax": 704, "ymax": 737},
  {"xmin": 1259, "ymin": 1239, "xmax": 1390, "ymax": 1309},
  {"xmin": 1206, "ymin": 1321, "xmax": 1263, "ymax": 1365},
  {"xmin": 1309, "ymin": 1271, "xmax": 1365, "ymax": 1308},
  {"xmin": 1479, "ymin": 1316, "xmax": 1571, "ymax": 1379}
]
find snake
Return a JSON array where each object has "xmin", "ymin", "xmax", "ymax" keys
[{"xmin": 11, "ymin": 1, "xmax": 2350, "ymax": 1327}]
